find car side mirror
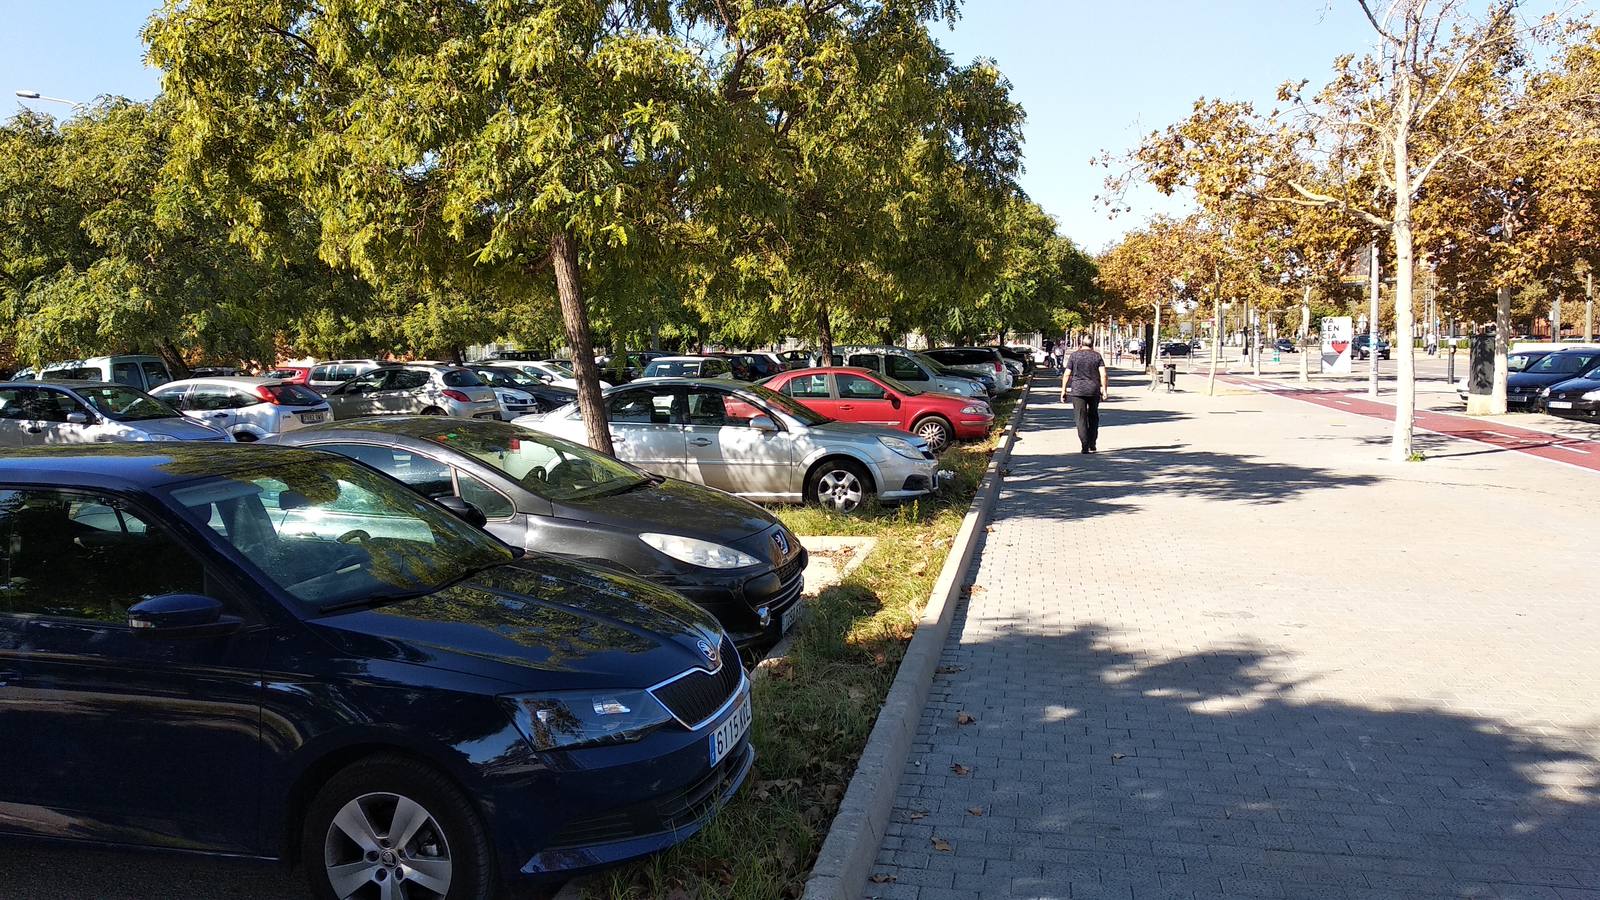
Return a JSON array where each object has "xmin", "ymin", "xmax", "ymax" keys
[
  {"xmin": 749, "ymin": 415, "xmax": 779, "ymax": 433},
  {"xmin": 889, "ymin": 395, "xmax": 901, "ymax": 409},
  {"xmin": 435, "ymin": 495, "xmax": 488, "ymax": 528},
  {"xmin": 129, "ymin": 594, "xmax": 240, "ymax": 639},
  {"xmin": 65, "ymin": 411, "xmax": 90, "ymax": 424}
]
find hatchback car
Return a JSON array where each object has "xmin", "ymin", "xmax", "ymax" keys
[
  {"xmin": 923, "ymin": 348, "xmax": 1014, "ymax": 393},
  {"xmin": 0, "ymin": 444, "xmax": 751, "ymax": 897},
  {"xmin": 323, "ymin": 365, "xmax": 500, "ymax": 420},
  {"xmin": 1352, "ymin": 335, "xmax": 1391, "ymax": 360},
  {"xmin": 522, "ymin": 379, "xmax": 943, "ymax": 513},
  {"xmin": 833, "ymin": 347, "xmax": 987, "ymax": 399},
  {"xmin": 153, "ymin": 376, "xmax": 332, "ymax": 441},
  {"xmin": 1455, "ymin": 350, "xmax": 1549, "ymax": 400},
  {"xmin": 272, "ymin": 418, "xmax": 808, "ymax": 648},
  {"xmin": 14, "ymin": 354, "xmax": 175, "ymax": 392},
  {"xmin": 307, "ymin": 359, "xmax": 389, "ymax": 394},
  {"xmin": 765, "ymin": 367, "xmax": 992, "ymax": 452},
  {"xmin": 1507, "ymin": 349, "xmax": 1600, "ymax": 409},
  {"xmin": 1543, "ymin": 368, "xmax": 1600, "ymax": 418},
  {"xmin": 0, "ymin": 380, "xmax": 231, "ymax": 446},
  {"xmin": 262, "ymin": 364, "xmax": 314, "ymax": 386}
]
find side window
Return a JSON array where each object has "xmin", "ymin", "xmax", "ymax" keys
[
  {"xmin": 686, "ymin": 389, "xmax": 728, "ymax": 426},
  {"xmin": 231, "ymin": 390, "xmax": 262, "ymax": 409},
  {"xmin": 0, "ymin": 387, "xmax": 38, "ymax": 420},
  {"xmin": 394, "ymin": 370, "xmax": 432, "ymax": 391},
  {"xmin": 317, "ymin": 443, "xmax": 455, "ymax": 498},
  {"xmin": 456, "ymin": 471, "xmax": 515, "ymax": 519},
  {"xmin": 342, "ymin": 371, "xmax": 389, "ymax": 394},
  {"xmin": 156, "ymin": 386, "xmax": 192, "ymax": 411},
  {"xmin": 846, "ymin": 354, "xmax": 881, "ymax": 372},
  {"xmin": 309, "ymin": 366, "xmax": 331, "ymax": 383},
  {"xmin": 334, "ymin": 365, "xmax": 358, "ymax": 382},
  {"xmin": 142, "ymin": 361, "xmax": 172, "ymax": 389},
  {"xmin": 188, "ymin": 387, "xmax": 234, "ymax": 411},
  {"xmin": 29, "ymin": 390, "xmax": 84, "ymax": 423},
  {"xmin": 886, "ymin": 356, "xmax": 925, "ymax": 381},
  {"xmin": 0, "ymin": 489, "xmax": 205, "ymax": 623},
  {"xmin": 784, "ymin": 375, "xmax": 832, "ymax": 399},
  {"xmin": 111, "ymin": 362, "xmax": 140, "ymax": 386},
  {"xmin": 608, "ymin": 388, "xmax": 679, "ymax": 425},
  {"xmin": 837, "ymin": 374, "xmax": 888, "ymax": 400}
]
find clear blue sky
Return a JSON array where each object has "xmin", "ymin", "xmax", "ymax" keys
[{"xmin": 0, "ymin": 1, "xmax": 1525, "ymax": 252}]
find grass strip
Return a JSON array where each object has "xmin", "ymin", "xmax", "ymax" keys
[{"xmin": 589, "ymin": 393, "xmax": 1019, "ymax": 900}]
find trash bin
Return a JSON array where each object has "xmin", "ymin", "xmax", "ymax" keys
[{"xmin": 1162, "ymin": 363, "xmax": 1178, "ymax": 391}]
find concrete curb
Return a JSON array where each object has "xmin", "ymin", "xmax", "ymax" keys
[{"xmin": 800, "ymin": 386, "xmax": 1032, "ymax": 900}]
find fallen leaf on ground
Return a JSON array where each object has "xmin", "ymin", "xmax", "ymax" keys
[
  {"xmin": 968, "ymin": 806, "xmax": 985, "ymax": 816},
  {"xmin": 935, "ymin": 665, "xmax": 966, "ymax": 675},
  {"xmin": 869, "ymin": 873, "xmax": 897, "ymax": 884},
  {"xmin": 956, "ymin": 711, "xmax": 976, "ymax": 725},
  {"xmin": 907, "ymin": 809, "xmax": 929, "ymax": 821},
  {"xmin": 931, "ymin": 837, "xmax": 953, "ymax": 852},
  {"xmin": 1110, "ymin": 753, "xmax": 1126, "ymax": 761},
  {"xmin": 950, "ymin": 763, "xmax": 971, "ymax": 776}
]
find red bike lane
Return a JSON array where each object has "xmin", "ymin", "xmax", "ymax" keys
[{"xmin": 1220, "ymin": 374, "xmax": 1600, "ymax": 474}]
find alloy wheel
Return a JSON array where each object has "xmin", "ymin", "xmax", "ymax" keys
[
  {"xmin": 816, "ymin": 468, "xmax": 864, "ymax": 512},
  {"xmin": 915, "ymin": 419, "xmax": 951, "ymax": 453},
  {"xmin": 324, "ymin": 792, "xmax": 453, "ymax": 900}
]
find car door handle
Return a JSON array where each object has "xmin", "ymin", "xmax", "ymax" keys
[
  {"xmin": 209, "ymin": 413, "xmax": 229, "ymax": 419},
  {"xmin": 688, "ymin": 438, "xmax": 712, "ymax": 447},
  {"xmin": 838, "ymin": 404, "xmax": 854, "ymax": 411},
  {"xmin": 610, "ymin": 433, "xmax": 627, "ymax": 443}
]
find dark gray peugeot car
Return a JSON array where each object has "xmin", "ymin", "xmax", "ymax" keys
[{"xmin": 270, "ymin": 417, "xmax": 807, "ymax": 651}]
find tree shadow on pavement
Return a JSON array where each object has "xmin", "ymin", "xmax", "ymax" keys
[
  {"xmin": 905, "ymin": 623, "xmax": 1600, "ymax": 899},
  {"xmin": 1002, "ymin": 396, "xmax": 1379, "ymax": 523}
]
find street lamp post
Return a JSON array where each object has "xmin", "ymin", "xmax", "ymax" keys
[{"xmin": 14, "ymin": 90, "xmax": 86, "ymax": 113}]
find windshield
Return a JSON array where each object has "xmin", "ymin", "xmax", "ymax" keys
[
  {"xmin": 1508, "ymin": 353, "xmax": 1544, "ymax": 373},
  {"xmin": 426, "ymin": 422, "xmax": 651, "ymax": 501},
  {"xmin": 167, "ymin": 458, "xmax": 512, "ymax": 609},
  {"xmin": 644, "ymin": 361, "xmax": 701, "ymax": 378},
  {"xmin": 879, "ymin": 374, "xmax": 923, "ymax": 396},
  {"xmin": 740, "ymin": 382, "xmax": 832, "ymax": 425},
  {"xmin": 476, "ymin": 368, "xmax": 539, "ymax": 389},
  {"xmin": 542, "ymin": 360, "xmax": 574, "ymax": 376},
  {"xmin": 1532, "ymin": 352, "xmax": 1598, "ymax": 375},
  {"xmin": 76, "ymin": 386, "xmax": 182, "ymax": 422}
]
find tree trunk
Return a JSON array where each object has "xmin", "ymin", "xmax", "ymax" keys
[
  {"xmin": 1586, "ymin": 272, "xmax": 1594, "ymax": 343},
  {"xmin": 1490, "ymin": 285, "xmax": 1512, "ymax": 415},
  {"xmin": 1151, "ymin": 301, "xmax": 1162, "ymax": 375},
  {"xmin": 1207, "ymin": 302, "xmax": 1222, "ymax": 396},
  {"xmin": 1298, "ymin": 284, "xmax": 1311, "ymax": 384},
  {"xmin": 1250, "ymin": 304, "xmax": 1262, "ymax": 376},
  {"xmin": 159, "ymin": 339, "xmax": 191, "ymax": 380},
  {"xmin": 1368, "ymin": 242, "xmax": 1381, "ymax": 399},
  {"xmin": 816, "ymin": 304, "xmax": 834, "ymax": 364},
  {"xmin": 550, "ymin": 229, "xmax": 613, "ymax": 456},
  {"xmin": 1390, "ymin": 98, "xmax": 1417, "ymax": 462},
  {"xmin": 1551, "ymin": 294, "xmax": 1562, "ymax": 342}
]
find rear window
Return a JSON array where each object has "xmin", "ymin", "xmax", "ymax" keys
[
  {"xmin": 645, "ymin": 361, "xmax": 700, "ymax": 378},
  {"xmin": 263, "ymin": 384, "xmax": 325, "ymax": 406},
  {"xmin": 441, "ymin": 369, "xmax": 485, "ymax": 387},
  {"xmin": 264, "ymin": 368, "xmax": 302, "ymax": 380}
]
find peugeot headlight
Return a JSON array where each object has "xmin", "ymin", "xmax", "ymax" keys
[
  {"xmin": 502, "ymin": 690, "xmax": 674, "ymax": 751},
  {"xmin": 878, "ymin": 435, "xmax": 925, "ymax": 460},
  {"xmin": 136, "ymin": 432, "xmax": 180, "ymax": 442},
  {"xmin": 961, "ymin": 405, "xmax": 990, "ymax": 415},
  {"xmin": 640, "ymin": 533, "xmax": 760, "ymax": 569}
]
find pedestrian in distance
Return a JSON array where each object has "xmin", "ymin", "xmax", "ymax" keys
[{"xmin": 1061, "ymin": 333, "xmax": 1109, "ymax": 453}]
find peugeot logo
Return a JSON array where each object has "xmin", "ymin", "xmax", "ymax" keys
[
  {"xmin": 696, "ymin": 639, "xmax": 718, "ymax": 665},
  {"xmin": 771, "ymin": 530, "xmax": 790, "ymax": 557}
]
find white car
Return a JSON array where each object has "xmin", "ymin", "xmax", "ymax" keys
[
  {"xmin": 152, "ymin": 376, "xmax": 332, "ymax": 441},
  {"xmin": 638, "ymin": 356, "xmax": 734, "ymax": 380},
  {"xmin": 485, "ymin": 360, "xmax": 609, "ymax": 391},
  {"xmin": 0, "ymin": 380, "xmax": 232, "ymax": 446}
]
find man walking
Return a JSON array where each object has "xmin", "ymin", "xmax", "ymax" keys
[{"xmin": 1061, "ymin": 333, "xmax": 1109, "ymax": 453}]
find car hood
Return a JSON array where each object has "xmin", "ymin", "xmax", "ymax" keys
[
  {"xmin": 553, "ymin": 476, "xmax": 776, "ymax": 539},
  {"xmin": 309, "ymin": 557, "xmax": 723, "ymax": 689},
  {"xmin": 1548, "ymin": 375, "xmax": 1600, "ymax": 394},
  {"xmin": 1509, "ymin": 370, "xmax": 1591, "ymax": 387},
  {"xmin": 810, "ymin": 419, "xmax": 925, "ymax": 444},
  {"xmin": 131, "ymin": 416, "xmax": 231, "ymax": 441}
]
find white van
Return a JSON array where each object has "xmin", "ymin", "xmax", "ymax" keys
[{"xmin": 14, "ymin": 355, "xmax": 175, "ymax": 393}]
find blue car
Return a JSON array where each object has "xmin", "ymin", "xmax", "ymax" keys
[
  {"xmin": 1507, "ymin": 348, "xmax": 1600, "ymax": 409},
  {"xmin": 0, "ymin": 444, "xmax": 753, "ymax": 898}
]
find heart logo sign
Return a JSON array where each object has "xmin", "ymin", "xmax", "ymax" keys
[{"xmin": 1331, "ymin": 341, "xmax": 1349, "ymax": 355}]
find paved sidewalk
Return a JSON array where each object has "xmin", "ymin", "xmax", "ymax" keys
[{"xmin": 866, "ymin": 371, "xmax": 1600, "ymax": 900}]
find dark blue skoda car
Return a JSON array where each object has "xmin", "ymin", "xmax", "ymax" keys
[{"xmin": 0, "ymin": 445, "xmax": 753, "ymax": 899}]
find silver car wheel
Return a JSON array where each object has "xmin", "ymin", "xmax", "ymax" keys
[
  {"xmin": 915, "ymin": 419, "xmax": 951, "ymax": 452},
  {"xmin": 816, "ymin": 468, "xmax": 865, "ymax": 512},
  {"xmin": 324, "ymin": 792, "xmax": 453, "ymax": 900}
]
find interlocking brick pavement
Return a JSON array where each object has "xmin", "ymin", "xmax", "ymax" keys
[{"xmin": 865, "ymin": 371, "xmax": 1600, "ymax": 900}]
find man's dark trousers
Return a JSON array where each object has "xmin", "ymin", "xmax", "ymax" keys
[{"xmin": 1071, "ymin": 394, "xmax": 1100, "ymax": 451}]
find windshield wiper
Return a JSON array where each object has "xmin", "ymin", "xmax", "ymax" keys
[{"xmin": 317, "ymin": 589, "xmax": 431, "ymax": 615}]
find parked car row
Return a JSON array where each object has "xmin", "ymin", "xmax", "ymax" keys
[{"xmin": 1459, "ymin": 347, "xmax": 1600, "ymax": 415}]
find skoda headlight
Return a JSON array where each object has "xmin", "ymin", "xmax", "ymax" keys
[
  {"xmin": 878, "ymin": 435, "xmax": 925, "ymax": 460},
  {"xmin": 640, "ymin": 533, "xmax": 760, "ymax": 569},
  {"xmin": 502, "ymin": 690, "xmax": 674, "ymax": 751}
]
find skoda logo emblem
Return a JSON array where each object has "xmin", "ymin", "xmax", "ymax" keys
[
  {"xmin": 772, "ymin": 530, "xmax": 789, "ymax": 556},
  {"xmin": 697, "ymin": 639, "xmax": 718, "ymax": 665}
]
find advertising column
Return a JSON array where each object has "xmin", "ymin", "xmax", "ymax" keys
[{"xmin": 1321, "ymin": 316, "xmax": 1353, "ymax": 374}]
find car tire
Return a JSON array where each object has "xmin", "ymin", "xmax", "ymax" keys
[
  {"xmin": 302, "ymin": 754, "xmax": 495, "ymax": 900},
  {"xmin": 806, "ymin": 458, "xmax": 873, "ymax": 514},
  {"xmin": 911, "ymin": 416, "xmax": 954, "ymax": 453},
  {"xmin": 421, "ymin": 406, "xmax": 447, "ymax": 416},
  {"xmin": 232, "ymin": 431, "xmax": 258, "ymax": 443}
]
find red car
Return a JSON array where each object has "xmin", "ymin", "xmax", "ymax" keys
[
  {"xmin": 262, "ymin": 364, "xmax": 313, "ymax": 386},
  {"xmin": 763, "ymin": 366, "xmax": 993, "ymax": 452}
]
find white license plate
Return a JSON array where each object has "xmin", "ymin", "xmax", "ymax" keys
[
  {"xmin": 778, "ymin": 604, "xmax": 798, "ymax": 635},
  {"xmin": 1509, "ymin": 395, "xmax": 1531, "ymax": 403},
  {"xmin": 709, "ymin": 693, "xmax": 753, "ymax": 767},
  {"xmin": 299, "ymin": 412, "xmax": 326, "ymax": 424},
  {"xmin": 1549, "ymin": 401, "xmax": 1574, "ymax": 409}
]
